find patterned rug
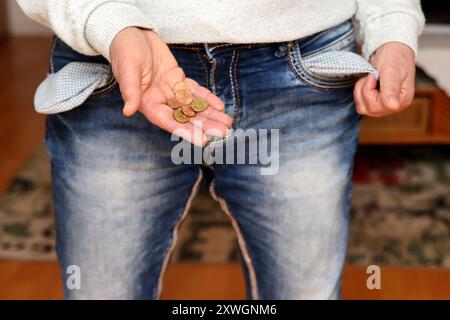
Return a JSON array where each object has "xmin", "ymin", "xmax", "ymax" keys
[
  {"xmin": 0, "ymin": 148, "xmax": 54, "ymax": 260},
  {"xmin": 1, "ymin": 145, "xmax": 450, "ymax": 267}
]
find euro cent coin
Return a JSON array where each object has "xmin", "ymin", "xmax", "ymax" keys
[
  {"xmin": 175, "ymin": 89, "xmax": 193, "ymax": 106},
  {"xmin": 191, "ymin": 99, "xmax": 209, "ymax": 112},
  {"xmin": 167, "ymin": 98, "xmax": 182, "ymax": 109},
  {"xmin": 181, "ymin": 105, "xmax": 196, "ymax": 117},
  {"xmin": 173, "ymin": 109, "xmax": 190, "ymax": 123},
  {"xmin": 173, "ymin": 81, "xmax": 188, "ymax": 92}
]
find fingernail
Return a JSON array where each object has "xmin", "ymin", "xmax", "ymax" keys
[
  {"xmin": 123, "ymin": 103, "xmax": 134, "ymax": 117},
  {"xmin": 388, "ymin": 96, "xmax": 398, "ymax": 103},
  {"xmin": 387, "ymin": 96, "xmax": 400, "ymax": 108}
]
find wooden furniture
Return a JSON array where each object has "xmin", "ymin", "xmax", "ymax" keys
[
  {"xmin": 0, "ymin": 0, "xmax": 7, "ymax": 43},
  {"xmin": 360, "ymin": 69, "xmax": 450, "ymax": 144}
]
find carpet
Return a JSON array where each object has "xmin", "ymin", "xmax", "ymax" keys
[{"xmin": 1, "ymin": 145, "xmax": 450, "ymax": 267}]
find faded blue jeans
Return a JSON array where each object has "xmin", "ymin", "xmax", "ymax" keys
[{"xmin": 45, "ymin": 20, "xmax": 361, "ymax": 300}]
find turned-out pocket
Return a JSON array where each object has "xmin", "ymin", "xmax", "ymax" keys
[
  {"xmin": 36, "ymin": 38, "xmax": 118, "ymax": 114},
  {"xmin": 287, "ymin": 21, "xmax": 378, "ymax": 91}
]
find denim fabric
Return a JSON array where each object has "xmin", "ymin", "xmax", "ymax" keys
[{"xmin": 46, "ymin": 20, "xmax": 362, "ymax": 300}]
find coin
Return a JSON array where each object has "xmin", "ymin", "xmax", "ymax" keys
[
  {"xmin": 175, "ymin": 89, "xmax": 193, "ymax": 105},
  {"xmin": 191, "ymin": 99, "xmax": 209, "ymax": 112},
  {"xmin": 167, "ymin": 98, "xmax": 182, "ymax": 109},
  {"xmin": 181, "ymin": 105, "xmax": 196, "ymax": 117},
  {"xmin": 173, "ymin": 109, "xmax": 190, "ymax": 123},
  {"xmin": 173, "ymin": 81, "xmax": 188, "ymax": 92}
]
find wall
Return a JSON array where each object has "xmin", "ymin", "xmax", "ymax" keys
[
  {"xmin": 0, "ymin": 1, "xmax": 7, "ymax": 41},
  {"xmin": 6, "ymin": 0, "xmax": 52, "ymax": 35}
]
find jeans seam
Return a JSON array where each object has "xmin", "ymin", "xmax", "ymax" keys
[
  {"xmin": 230, "ymin": 50, "xmax": 241, "ymax": 128},
  {"xmin": 210, "ymin": 58, "xmax": 217, "ymax": 94},
  {"xmin": 168, "ymin": 45, "xmax": 202, "ymax": 51},
  {"xmin": 216, "ymin": 44, "xmax": 268, "ymax": 53},
  {"xmin": 155, "ymin": 168, "xmax": 203, "ymax": 299},
  {"xmin": 49, "ymin": 37, "xmax": 58, "ymax": 74},
  {"xmin": 304, "ymin": 37, "xmax": 353, "ymax": 60},
  {"xmin": 294, "ymin": 41, "xmax": 355, "ymax": 86},
  {"xmin": 209, "ymin": 180, "xmax": 260, "ymax": 300},
  {"xmin": 50, "ymin": 38, "xmax": 118, "ymax": 99},
  {"xmin": 301, "ymin": 28, "xmax": 354, "ymax": 59},
  {"xmin": 88, "ymin": 69, "xmax": 118, "ymax": 99},
  {"xmin": 298, "ymin": 43, "xmax": 348, "ymax": 85},
  {"xmin": 287, "ymin": 43, "xmax": 355, "ymax": 91},
  {"xmin": 168, "ymin": 43, "xmax": 268, "ymax": 53},
  {"xmin": 196, "ymin": 50, "xmax": 210, "ymax": 88},
  {"xmin": 210, "ymin": 43, "xmax": 233, "ymax": 50}
]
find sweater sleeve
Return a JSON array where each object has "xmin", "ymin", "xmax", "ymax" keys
[
  {"xmin": 16, "ymin": 0, "xmax": 154, "ymax": 61},
  {"xmin": 355, "ymin": 0, "xmax": 425, "ymax": 59}
]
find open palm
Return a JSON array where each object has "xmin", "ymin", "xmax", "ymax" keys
[{"xmin": 110, "ymin": 27, "xmax": 232, "ymax": 147}]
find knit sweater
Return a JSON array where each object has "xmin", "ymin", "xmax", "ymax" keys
[{"xmin": 17, "ymin": 0, "xmax": 425, "ymax": 61}]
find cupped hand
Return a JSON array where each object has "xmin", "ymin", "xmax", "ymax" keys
[
  {"xmin": 110, "ymin": 27, "xmax": 233, "ymax": 147},
  {"xmin": 354, "ymin": 42, "xmax": 416, "ymax": 117}
]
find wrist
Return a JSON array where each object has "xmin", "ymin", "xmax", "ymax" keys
[
  {"xmin": 110, "ymin": 27, "xmax": 156, "ymax": 61},
  {"xmin": 85, "ymin": 2, "xmax": 154, "ymax": 61},
  {"xmin": 370, "ymin": 42, "xmax": 415, "ymax": 64}
]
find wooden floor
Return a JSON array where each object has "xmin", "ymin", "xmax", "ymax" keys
[
  {"xmin": 1, "ymin": 37, "xmax": 450, "ymax": 300},
  {"xmin": 1, "ymin": 261, "xmax": 450, "ymax": 300}
]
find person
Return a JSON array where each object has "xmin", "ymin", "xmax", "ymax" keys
[{"xmin": 17, "ymin": 0, "xmax": 424, "ymax": 300}]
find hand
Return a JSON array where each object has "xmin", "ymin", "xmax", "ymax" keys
[
  {"xmin": 110, "ymin": 27, "xmax": 233, "ymax": 147},
  {"xmin": 354, "ymin": 42, "xmax": 416, "ymax": 117}
]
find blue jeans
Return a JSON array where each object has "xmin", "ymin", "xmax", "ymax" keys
[{"xmin": 46, "ymin": 20, "xmax": 361, "ymax": 300}]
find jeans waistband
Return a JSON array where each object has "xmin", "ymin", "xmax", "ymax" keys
[
  {"xmin": 168, "ymin": 41, "xmax": 294, "ymax": 62},
  {"xmin": 167, "ymin": 19, "xmax": 353, "ymax": 57},
  {"xmin": 168, "ymin": 41, "xmax": 290, "ymax": 53}
]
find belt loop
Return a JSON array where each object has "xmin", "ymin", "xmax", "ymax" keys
[
  {"xmin": 286, "ymin": 40, "xmax": 294, "ymax": 50},
  {"xmin": 204, "ymin": 43, "xmax": 214, "ymax": 62}
]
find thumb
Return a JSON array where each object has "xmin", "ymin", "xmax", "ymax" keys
[
  {"xmin": 115, "ymin": 61, "xmax": 143, "ymax": 117},
  {"xmin": 380, "ymin": 69, "xmax": 402, "ymax": 110}
]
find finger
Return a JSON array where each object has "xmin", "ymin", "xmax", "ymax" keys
[
  {"xmin": 185, "ymin": 78, "xmax": 225, "ymax": 111},
  {"xmin": 115, "ymin": 61, "xmax": 143, "ymax": 117},
  {"xmin": 190, "ymin": 113, "xmax": 230, "ymax": 138},
  {"xmin": 163, "ymin": 67, "xmax": 187, "ymax": 88},
  {"xmin": 399, "ymin": 72, "xmax": 415, "ymax": 107},
  {"xmin": 380, "ymin": 67, "xmax": 402, "ymax": 111},
  {"xmin": 353, "ymin": 76, "xmax": 368, "ymax": 115},
  {"xmin": 199, "ymin": 107, "xmax": 233, "ymax": 128},
  {"xmin": 140, "ymin": 103, "xmax": 207, "ymax": 147},
  {"xmin": 159, "ymin": 81, "xmax": 175, "ymax": 101},
  {"xmin": 361, "ymin": 75, "xmax": 385, "ymax": 116}
]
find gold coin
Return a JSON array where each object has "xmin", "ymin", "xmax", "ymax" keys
[
  {"xmin": 181, "ymin": 105, "xmax": 196, "ymax": 117},
  {"xmin": 173, "ymin": 81, "xmax": 188, "ymax": 92},
  {"xmin": 173, "ymin": 109, "xmax": 190, "ymax": 123},
  {"xmin": 167, "ymin": 98, "xmax": 182, "ymax": 109},
  {"xmin": 175, "ymin": 89, "xmax": 193, "ymax": 105},
  {"xmin": 191, "ymin": 99, "xmax": 209, "ymax": 112}
]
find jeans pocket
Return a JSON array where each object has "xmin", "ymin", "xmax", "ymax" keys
[
  {"xmin": 38, "ymin": 38, "xmax": 118, "ymax": 114},
  {"xmin": 287, "ymin": 21, "xmax": 377, "ymax": 91}
]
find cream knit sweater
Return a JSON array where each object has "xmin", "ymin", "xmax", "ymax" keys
[{"xmin": 17, "ymin": 0, "xmax": 425, "ymax": 61}]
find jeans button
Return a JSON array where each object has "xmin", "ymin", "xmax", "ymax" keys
[{"xmin": 275, "ymin": 44, "xmax": 287, "ymax": 58}]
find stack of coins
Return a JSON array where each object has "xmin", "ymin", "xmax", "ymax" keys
[{"xmin": 168, "ymin": 82, "xmax": 209, "ymax": 123}]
